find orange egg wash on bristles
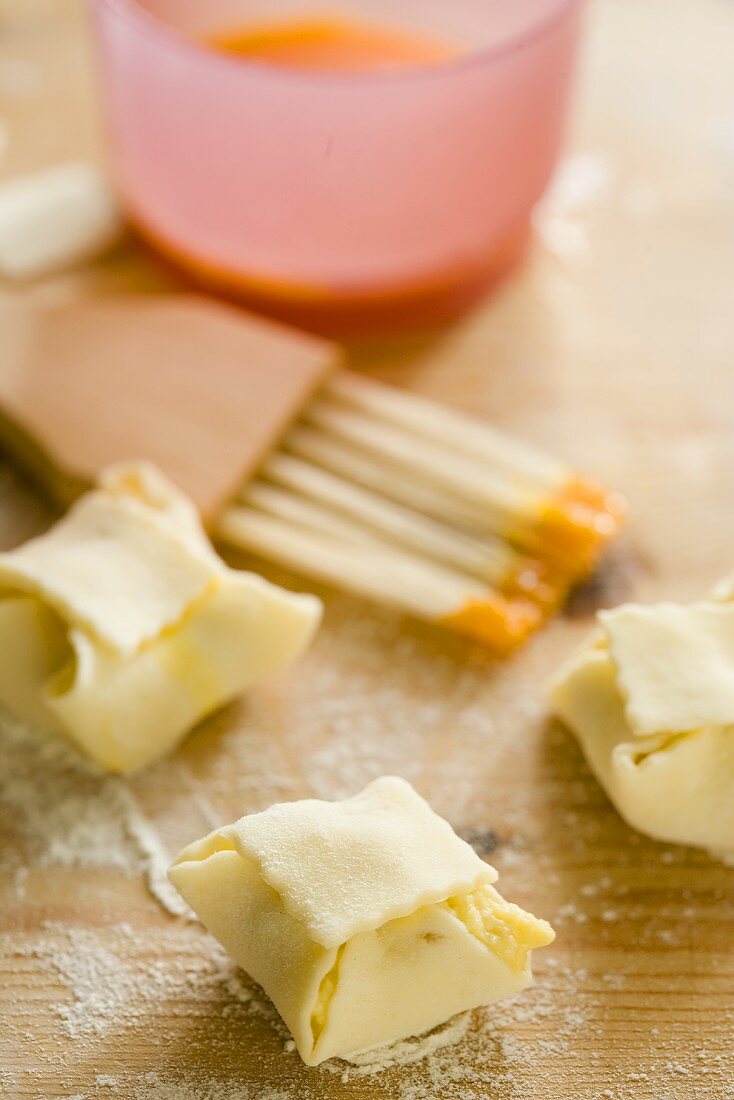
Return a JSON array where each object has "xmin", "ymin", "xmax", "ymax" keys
[
  {"xmin": 501, "ymin": 557, "xmax": 571, "ymax": 616},
  {"xmin": 441, "ymin": 593, "xmax": 544, "ymax": 658},
  {"xmin": 532, "ymin": 478, "xmax": 628, "ymax": 577},
  {"xmin": 446, "ymin": 484, "xmax": 626, "ymax": 656}
]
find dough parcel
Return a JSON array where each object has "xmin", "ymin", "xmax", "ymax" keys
[
  {"xmin": 169, "ymin": 776, "xmax": 555, "ymax": 1065},
  {"xmin": 550, "ymin": 597, "xmax": 734, "ymax": 859},
  {"xmin": 0, "ymin": 464, "xmax": 321, "ymax": 772}
]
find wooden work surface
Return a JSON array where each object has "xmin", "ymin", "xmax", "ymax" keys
[{"xmin": 1, "ymin": 2, "xmax": 734, "ymax": 1097}]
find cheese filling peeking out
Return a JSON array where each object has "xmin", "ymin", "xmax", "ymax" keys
[
  {"xmin": 311, "ymin": 946, "xmax": 344, "ymax": 1043},
  {"xmin": 445, "ymin": 881, "xmax": 555, "ymax": 974}
]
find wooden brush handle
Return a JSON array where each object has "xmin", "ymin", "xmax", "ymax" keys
[{"xmin": 0, "ymin": 295, "xmax": 339, "ymax": 521}]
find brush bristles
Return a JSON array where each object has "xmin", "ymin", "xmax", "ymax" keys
[{"xmin": 218, "ymin": 373, "xmax": 624, "ymax": 654}]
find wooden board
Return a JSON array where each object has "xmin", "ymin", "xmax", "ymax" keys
[{"xmin": 1, "ymin": 1, "xmax": 734, "ymax": 1097}]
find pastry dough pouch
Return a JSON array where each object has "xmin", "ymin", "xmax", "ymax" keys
[
  {"xmin": 0, "ymin": 463, "xmax": 321, "ymax": 772},
  {"xmin": 550, "ymin": 600, "xmax": 734, "ymax": 857},
  {"xmin": 169, "ymin": 776, "xmax": 554, "ymax": 1065}
]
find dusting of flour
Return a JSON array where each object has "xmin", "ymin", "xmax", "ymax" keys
[
  {"xmin": 3, "ymin": 605, "xmax": 733, "ymax": 1099},
  {"xmin": 0, "ymin": 710, "xmax": 188, "ymax": 916}
]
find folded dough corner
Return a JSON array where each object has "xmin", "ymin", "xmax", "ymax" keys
[
  {"xmin": 549, "ymin": 596, "xmax": 734, "ymax": 859},
  {"xmin": 0, "ymin": 463, "xmax": 322, "ymax": 772},
  {"xmin": 168, "ymin": 775, "xmax": 554, "ymax": 1066}
]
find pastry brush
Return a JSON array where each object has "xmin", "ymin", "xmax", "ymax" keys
[{"xmin": 0, "ymin": 294, "xmax": 625, "ymax": 654}]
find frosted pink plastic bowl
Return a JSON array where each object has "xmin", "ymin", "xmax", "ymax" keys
[{"xmin": 91, "ymin": 0, "xmax": 584, "ymax": 335}]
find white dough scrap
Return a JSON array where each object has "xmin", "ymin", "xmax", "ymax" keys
[
  {"xmin": 0, "ymin": 463, "xmax": 321, "ymax": 772},
  {"xmin": 0, "ymin": 161, "xmax": 122, "ymax": 279},
  {"xmin": 550, "ymin": 589, "xmax": 734, "ymax": 859},
  {"xmin": 168, "ymin": 776, "xmax": 555, "ymax": 1066}
]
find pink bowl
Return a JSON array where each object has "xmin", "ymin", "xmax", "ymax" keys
[{"xmin": 91, "ymin": 0, "xmax": 584, "ymax": 335}]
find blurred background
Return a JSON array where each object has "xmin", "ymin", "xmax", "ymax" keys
[{"xmin": 1, "ymin": 0, "xmax": 732, "ymax": 588}]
